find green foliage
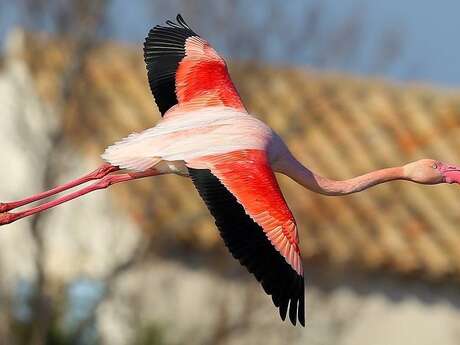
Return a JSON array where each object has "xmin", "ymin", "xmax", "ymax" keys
[
  {"xmin": 9, "ymin": 315, "xmax": 69, "ymax": 345},
  {"xmin": 132, "ymin": 322, "xmax": 174, "ymax": 345}
]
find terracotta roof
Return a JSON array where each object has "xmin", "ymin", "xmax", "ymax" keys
[{"xmin": 15, "ymin": 32, "xmax": 460, "ymax": 280}]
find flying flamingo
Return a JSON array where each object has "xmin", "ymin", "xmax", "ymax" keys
[{"xmin": 1, "ymin": 14, "xmax": 460, "ymax": 326}]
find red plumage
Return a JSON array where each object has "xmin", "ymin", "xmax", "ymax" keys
[{"xmin": 190, "ymin": 149, "xmax": 302, "ymax": 275}]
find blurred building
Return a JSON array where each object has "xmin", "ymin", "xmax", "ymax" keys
[{"xmin": 1, "ymin": 30, "xmax": 460, "ymax": 345}]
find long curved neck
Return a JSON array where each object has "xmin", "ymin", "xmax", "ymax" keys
[{"xmin": 278, "ymin": 154, "xmax": 407, "ymax": 196}]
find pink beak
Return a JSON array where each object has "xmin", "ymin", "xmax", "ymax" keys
[{"xmin": 441, "ymin": 164, "xmax": 460, "ymax": 184}]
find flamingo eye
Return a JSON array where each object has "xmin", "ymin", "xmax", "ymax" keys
[{"xmin": 432, "ymin": 163, "xmax": 438, "ymax": 169}]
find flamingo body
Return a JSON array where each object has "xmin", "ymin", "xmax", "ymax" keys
[
  {"xmin": 4, "ymin": 14, "xmax": 460, "ymax": 327},
  {"xmin": 101, "ymin": 83, "xmax": 305, "ymax": 325},
  {"xmin": 120, "ymin": 15, "xmax": 305, "ymax": 324},
  {"xmin": 101, "ymin": 107, "xmax": 271, "ymax": 170}
]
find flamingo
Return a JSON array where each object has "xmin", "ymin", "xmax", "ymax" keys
[{"xmin": 1, "ymin": 14, "xmax": 460, "ymax": 326}]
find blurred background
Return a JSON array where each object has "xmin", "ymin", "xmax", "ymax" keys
[{"xmin": 0, "ymin": 1, "xmax": 460, "ymax": 344}]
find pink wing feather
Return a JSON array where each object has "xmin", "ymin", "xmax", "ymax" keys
[
  {"xmin": 190, "ymin": 150, "xmax": 303, "ymax": 275},
  {"xmin": 106, "ymin": 15, "xmax": 305, "ymax": 326},
  {"xmin": 144, "ymin": 14, "xmax": 246, "ymax": 116},
  {"xmin": 188, "ymin": 149, "xmax": 305, "ymax": 325}
]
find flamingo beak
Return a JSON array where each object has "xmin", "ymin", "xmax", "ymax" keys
[{"xmin": 441, "ymin": 164, "xmax": 460, "ymax": 184}]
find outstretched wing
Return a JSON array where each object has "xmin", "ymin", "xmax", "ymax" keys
[
  {"xmin": 188, "ymin": 149, "xmax": 305, "ymax": 326},
  {"xmin": 143, "ymin": 14, "xmax": 246, "ymax": 116}
]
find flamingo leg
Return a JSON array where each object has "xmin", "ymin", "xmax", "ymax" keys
[
  {"xmin": 0, "ymin": 163, "xmax": 120, "ymax": 213},
  {"xmin": 0, "ymin": 169, "xmax": 159, "ymax": 226}
]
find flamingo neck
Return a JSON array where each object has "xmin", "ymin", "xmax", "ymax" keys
[{"xmin": 280, "ymin": 155, "xmax": 406, "ymax": 196}]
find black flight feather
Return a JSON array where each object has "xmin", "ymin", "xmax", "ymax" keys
[
  {"xmin": 143, "ymin": 14, "xmax": 199, "ymax": 115},
  {"xmin": 188, "ymin": 168, "xmax": 305, "ymax": 326}
]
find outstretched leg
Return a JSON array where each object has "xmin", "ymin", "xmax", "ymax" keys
[
  {"xmin": 0, "ymin": 164, "xmax": 119, "ymax": 213},
  {"xmin": 0, "ymin": 168, "xmax": 159, "ymax": 226}
]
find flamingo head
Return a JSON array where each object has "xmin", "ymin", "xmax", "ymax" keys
[{"xmin": 404, "ymin": 159, "xmax": 460, "ymax": 185}]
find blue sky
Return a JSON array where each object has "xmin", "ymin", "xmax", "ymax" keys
[{"xmin": 1, "ymin": 0, "xmax": 459, "ymax": 87}]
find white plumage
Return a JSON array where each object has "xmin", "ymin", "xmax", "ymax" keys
[{"xmin": 101, "ymin": 106, "xmax": 273, "ymax": 172}]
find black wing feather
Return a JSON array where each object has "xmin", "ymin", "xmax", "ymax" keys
[
  {"xmin": 143, "ymin": 14, "xmax": 199, "ymax": 115},
  {"xmin": 188, "ymin": 168, "xmax": 305, "ymax": 326}
]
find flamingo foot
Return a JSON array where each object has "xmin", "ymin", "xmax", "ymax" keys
[
  {"xmin": 0, "ymin": 203, "xmax": 13, "ymax": 213},
  {"xmin": 0, "ymin": 212, "xmax": 15, "ymax": 226}
]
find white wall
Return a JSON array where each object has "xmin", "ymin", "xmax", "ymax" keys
[
  {"xmin": 0, "ymin": 30, "xmax": 140, "ymax": 290},
  {"xmin": 94, "ymin": 259, "xmax": 460, "ymax": 345}
]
